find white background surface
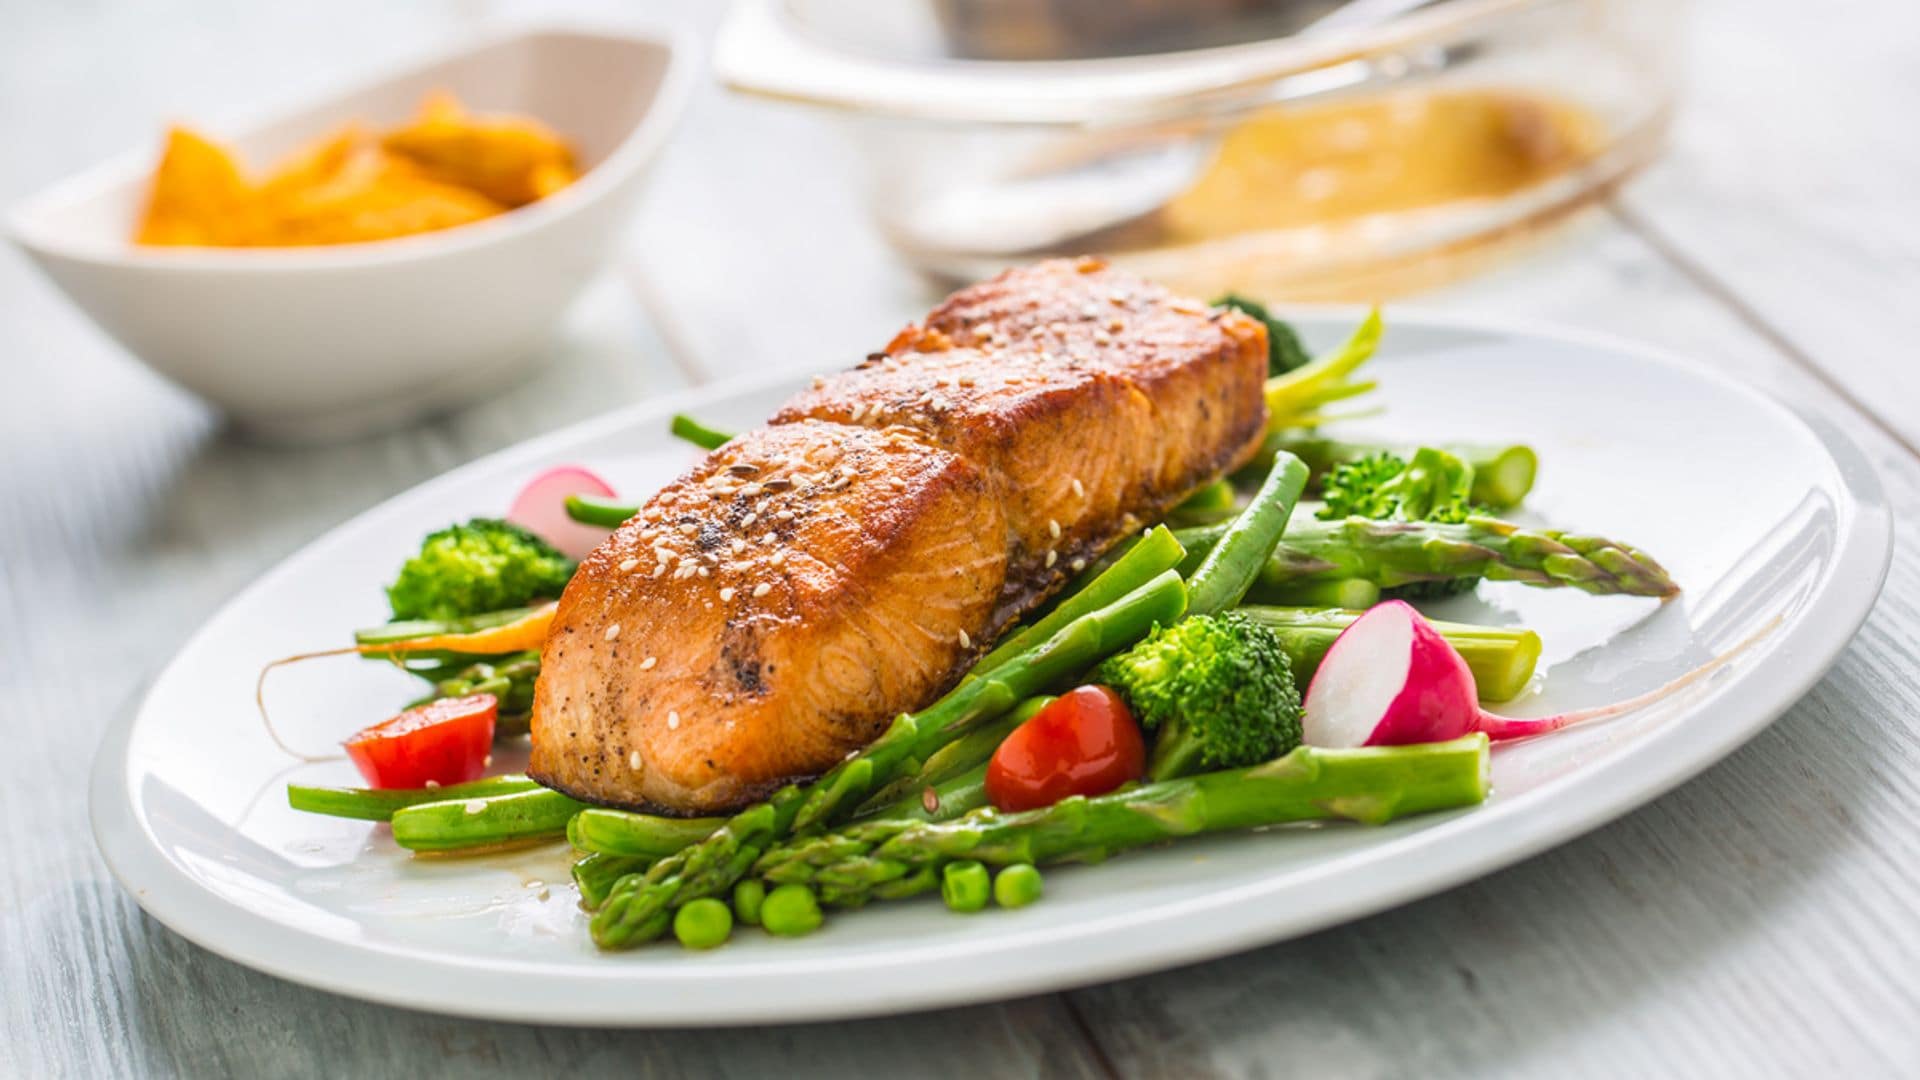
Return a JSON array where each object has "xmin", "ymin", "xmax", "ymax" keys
[{"xmin": 5, "ymin": 0, "xmax": 1919, "ymax": 1075}]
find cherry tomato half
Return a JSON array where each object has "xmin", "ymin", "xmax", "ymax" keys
[
  {"xmin": 343, "ymin": 693, "xmax": 497, "ymax": 789},
  {"xmin": 986, "ymin": 685, "xmax": 1145, "ymax": 812}
]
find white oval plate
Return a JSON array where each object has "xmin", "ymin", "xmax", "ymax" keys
[{"xmin": 91, "ymin": 316, "xmax": 1893, "ymax": 1026}]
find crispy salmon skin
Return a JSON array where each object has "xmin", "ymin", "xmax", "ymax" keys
[{"xmin": 530, "ymin": 260, "xmax": 1268, "ymax": 814}]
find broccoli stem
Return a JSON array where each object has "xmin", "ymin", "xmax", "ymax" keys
[
  {"xmin": 1265, "ymin": 436, "xmax": 1539, "ymax": 510},
  {"xmin": 1185, "ymin": 453, "xmax": 1311, "ymax": 617},
  {"xmin": 1240, "ymin": 606, "xmax": 1542, "ymax": 702},
  {"xmin": 1175, "ymin": 516, "xmax": 1678, "ymax": 598},
  {"xmin": 563, "ymin": 494, "xmax": 638, "ymax": 529},
  {"xmin": 754, "ymin": 737, "xmax": 1491, "ymax": 908},
  {"xmin": 972, "ymin": 525, "xmax": 1186, "ymax": 676},
  {"xmin": 588, "ymin": 569, "xmax": 1189, "ymax": 949},
  {"xmin": 670, "ymin": 413, "xmax": 733, "ymax": 450},
  {"xmin": 390, "ymin": 788, "xmax": 588, "ymax": 853},
  {"xmin": 287, "ymin": 775, "xmax": 541, "ymax": 822}
]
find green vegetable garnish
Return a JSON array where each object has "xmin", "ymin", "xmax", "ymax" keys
[
  {"xmin": 673, "ymin": 898, "xmax": 734, "ymax": 950},
  {"xmin": 386, "ymin": 518, "xmax": 574, "ymax": 623},
  {"xmin": 1319, "ymin": 447, "xmax": 1485, "ymax": 598},
  {"xmin": 754, "ymin": 739, "xmax": 1492, "ymax": 910},
  {"xmin": 732, "ymin": 880, "xmax": 767, "ymax": 926},
  {"xmin": 1097, "ymin": 612, "xmax": 1302, "ymax": 781},
  {"xmin": 941, "ymin": 860, "xmax": 991, "ymax": 913},
  {"xmin": 761, "ymin": 884, "xmax": 824, "ymax": 937},
  {"xmin": 1214, "ymin": 293, "xmax": 1313, "ymax": 376},
  {"xmin": 1320, "ymin": 447, "xmax": 1478, "ymax": 524},
  {"xmin": 993, "ymin": 864, "xmax": 1044, "ymax": 909}
]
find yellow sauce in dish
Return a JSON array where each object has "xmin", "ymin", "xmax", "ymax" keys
[{"xmin": 1162, "ymin": 89, "xmax": 1604, "ymax": 241}]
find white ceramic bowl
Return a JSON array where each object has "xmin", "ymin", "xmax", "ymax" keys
[{"xmin": 7, "ymin": 25, "xmax": 692, "ymax": 441}]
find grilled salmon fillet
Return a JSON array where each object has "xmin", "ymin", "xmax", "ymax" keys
[{"xmin": 530, "ymin": 259, "xmax": 1268, "ymax": 814}]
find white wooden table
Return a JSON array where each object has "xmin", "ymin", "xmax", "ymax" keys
[{"xmin": 5, "ymin": 1, "xmax": 1917, "ymax": 1075}]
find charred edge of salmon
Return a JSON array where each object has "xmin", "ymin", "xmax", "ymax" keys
[{"xmin": 530, "ymin": 762, "xmax": 812, "ymax": 818}]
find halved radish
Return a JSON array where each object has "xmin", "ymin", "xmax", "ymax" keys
[
  {"xmin": 507, "ymin": 465, "xmax": 618, "ymax": 561},
  {"xmin": 1304, "ymin": 601, "xmax": 1763, "ymax": 748}
]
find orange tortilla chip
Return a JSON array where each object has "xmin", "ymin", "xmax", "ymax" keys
[
  {"xmin": 257, "ymin": 147, "xmax": 504, "ymax": 245},
  {"xmin": 136, "ymin": 127, "xmax": 254, "ymax": 246},
  {"xmin": 132, "ymin": 92, "xmax": 574, "ymax": 248},
  {"xmin": 381, "ymin": 91, "xmax": 579, "ymax": 207}
]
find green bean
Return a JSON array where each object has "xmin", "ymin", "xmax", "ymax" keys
[
  {"xmin": 1185, "ymin": 453, "xmax": 1310, "ymax": 617},
  {"xmin": 569, "ymin": 809, "xmax": 730, "ymax": 859},
  {"xmin": 390, "ymin": 788, "xmax": 587, "ymax": 853},
  {"xmin": 974, "ymin": 525, "xmax": 1186, "ymax": 676},
  {"xmin": 287, "ymin": 775, "xmax": 540, "ymax": 822}
]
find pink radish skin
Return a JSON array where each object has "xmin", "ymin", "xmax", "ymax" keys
[
  {"xmin": 506, "ymin": 465, "xmax": 618, "ymax": 562},
  {"xmin": 1303, "ymin": 601, "xmax": 1762, "ymax": 749}
]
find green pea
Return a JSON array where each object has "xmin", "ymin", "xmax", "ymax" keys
[
  {"xmin": 994, "ymin": 863, "xmax": 1044, "ymax": 909},
  {"xmin": 733, "ymin": 880, "xmax": 767, "ymax": 927},
  {"xmin": 941, "ymin": 860, "xmax": 990, "ymax": 913},
  {"xmin": 673, "ymin": 898, "xmax": 733, "ymax": 950},
  {"xmin": 761, "ymin": 883, "xmax": 824, "ymax": 937}
]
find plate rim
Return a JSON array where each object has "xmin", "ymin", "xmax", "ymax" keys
[{"xmin": 90, "ymin": 312, "xmax": 1896, "ymax": 1026}]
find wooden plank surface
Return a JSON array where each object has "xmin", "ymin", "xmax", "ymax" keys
[{"xmin": 3, "ymin": 0, "xmax": 1918, "ymax": 1076}]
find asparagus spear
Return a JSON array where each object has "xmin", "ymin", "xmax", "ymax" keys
[
  {"xmin": 1256, "ymin": 579, "xmax": 1381, "ymax": 610},
  {"xmin": 1264, "ymin": 435, "xmax": 1539, "ymax": 510},
  {"xmin": 390, "ymin": 788, "xmax": 587, "ymax": 852},
  {"xmin": 972, "ymin": 526, "xmax": 1184, "ymax": 676},
  {"xmin": 1184, "ymin": 453, "xmax": 1310, "ymax": 617},
  {"xmin": 1175, "ymin": 516, "xmax": 1678, "ymax": 598},
  {"xmin": 573, "ymin": 756, "xmax": 1003, "ymax": 864},
  {"xmin": 574, "ymin": 853, "xmax": 650, "ymax": 909},
  {"xmin": 755, "ymin": 736, "xmax": 1491, "ymax": 908},
  {"xmin": 1239, "ymin": 606, "xmax": 1541, "ymax": 702},
  {"xmin": 588, "ymin": 569, "xmax": 1189, "ymax": 947},
  {"xmin": 855, "ymin": 695, "xmax": 1053, "ymax": 815}
]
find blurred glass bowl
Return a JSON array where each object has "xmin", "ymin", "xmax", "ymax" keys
[{"xmin": 717, "ymin": 0, "xmax": 1682, "ymax": 300}]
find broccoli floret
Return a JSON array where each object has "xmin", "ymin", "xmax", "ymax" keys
[
  {"xmin": 1319, "ymin": 448, "xmax": 1484, "ymax": 599},
  {"xmin": 1095, "ymin": 612, "xmax": 1302, "ymax": 781},
  {"xmin": 1214, "ymin": 293, "xmax": 1312, "ymax": 376},
  {"xmin": 386, "ymin": 518, "xmax": 575, "ymax": 622}
]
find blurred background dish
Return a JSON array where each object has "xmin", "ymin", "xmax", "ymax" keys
[
  {"xmin": 718, "ymin": 0, "xmax": 1680, "ymax": 300},
  {"xmin": 7, "ymin": 25, "xmax": 690, "ymax": 442}
]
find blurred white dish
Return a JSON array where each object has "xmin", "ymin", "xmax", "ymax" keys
[
  {"xmin": 7, "ymin": 25, "xmax": 691, "ymax": 442},
  {"xmin": 89, "ymin": 315, "xmax": 1891, "ymax": 1025}
]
